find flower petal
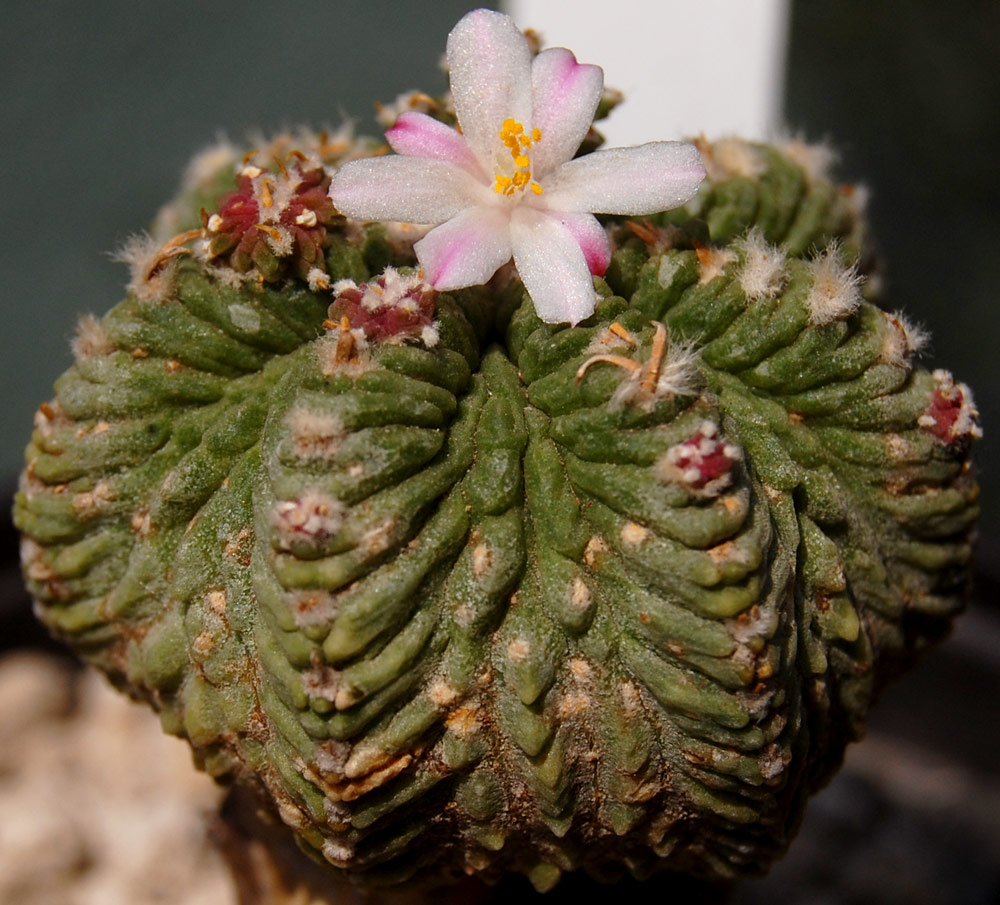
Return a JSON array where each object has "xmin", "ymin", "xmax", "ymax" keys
[
  {"xmin": 415, "ymin": 207, "xmax": 512, "ymax": 291},
  {"xmin": 385, "ymin": 112, "xmax": 485, "ymax": 179},
  {"xmin": 542, "ymin": 141, "xmax": 706, "ymax": 215},
  {"xmin": 446, "ymin": 9, "xmax": 533, "ymax": 172},
  {"xmin": 550, "ymin": 211, "xmax": 611, "ymax": 276},
  {"xmin": 510, "ymin": 206, "xmax": 599, "ymax": 325},
  {"xmin": 329, "ymin": 156, "xmax": 487, "ymax": 225},
  {"xmin": 530, "ymin": 48, "xmax": 604, "ymax": 178}
]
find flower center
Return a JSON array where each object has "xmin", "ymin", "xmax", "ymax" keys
[{"xmin": 494, "ymin": 118, "xmax": 543, "ymax": 197}]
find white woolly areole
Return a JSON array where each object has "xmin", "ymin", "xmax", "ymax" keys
[
  {"xmin": 696, "ymin": 246, "xmax": 737, "ymax": 284},
  {"xmin": 285, "ymin": 589, "xmax": 340, "ymax": 629},
  {"xmin": 180, "ymin": 138, "xmax": 240, "ymax": 190},
  {"xmin": 610, "ymin": 338, "xmax": 702, "ymax": 412},
  {"xmin": 307, "ymin": 268, "xmax": 330, "ymax": 292},
  {"xmin": 880, "ymin": 310, "xmax": 930, "ymax": 367},
  {"xmin": 111, "ymin": 234, "xmax": 180, "ymax": 303},
  {"xmin": 205, "ymin": 263, "xmax": 246, "ymax": 289},
  {"xmin": 71, "ymin": 314, "xmax": 115, "ymax": 361},
  {"xmin": 805, "ymin": 246, "xmax": 863, "ymax": 326},
  {"xmin": 420, "ymin": 323, "xmax": 440, "ymax": 348},
  {"xmin": 775, "ymin": 134, "xmax": 839, "ymax": 184},
  {"xmin": 316, "ymin": 329, "xmax": 373, "ymax": 378},
  {"xmin": 272, "ymin": 491, "xmax": 345, "ymax": 550},
  {"xmin": 699, "ymin": 135, "xmax": 766, "ymax": 182},
  {"xmin": 735, "ymin": 228, "xmax": 787, "ymax": 300},
  {"xmin": 286, "ymin": 408, "xmax": 346, "ymax": 461}
]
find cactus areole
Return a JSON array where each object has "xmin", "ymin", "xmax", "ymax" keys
[{"xmin": 16, "ymin": 8, "xmax": 979, "ymax": 894}]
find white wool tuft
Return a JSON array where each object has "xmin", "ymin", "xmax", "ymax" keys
[
  {"xmin": 262, "ymin": 223, "xmax": 294, "ymax": 257},
  {"xmin": 805, "ymin": 245, "xmax": 863, "ymax": 326},
  {"xmin": 180, "ymin": 138, "xmax": 240, "ymax": 190},
  {"xmin": 880, "ymin": 310, "xmax": 930, "ymax": 367},
  {"xmin": 272, "ymin": 491, "xmax": 345, "ymax": 550},
  {"xmin": 776, "ymin": 133, "xmax": 839, "ymax": 184},
  {"xmin": 111, "ymin": 234, "xmax": 179, "ymax": 303},
  {"xmin": 286, "ymin": 408, "xmax": 346, "ymax": 461},
  {"xmin": 735, "ymin": 228, "xmax": 787, "ymax": 301},
  {"xmin": 700, "ymin": 136, "xmax": 766, "ymax": 182},
  {"xmin": 696, "ymin": 246, "xmax": 736, "ymax": 285},
  {"xmin": 610, "ymin": 338, "xmax": 702, "ymax": 411},
  {"xmin": 71, "ymin": 314, "xmax": 116, "ymax": 361}
]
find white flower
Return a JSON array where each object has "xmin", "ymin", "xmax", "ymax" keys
[{"xmin": 329, "ymin": 8, "xmax": 705, "ymax": 325}]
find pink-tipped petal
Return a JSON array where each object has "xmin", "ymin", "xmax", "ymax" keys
[
  {"xmin": 510, "ymin": 207, "xmax": 599, "ymax": 325},
  {"xmin": 446, "ymin": 9, "xmax": 533, "ymax": 173},
  {"xmin": 552, "ymin": 211, "xmax": 611, "ymax": 276},
  {"xmin": 415, "ymin": 207, "xmax": 512, "ymax": 291},
  {"xmin": 329, "ymin": 156, "xmax": 487, "ymax": 225},
  {"xmin": 530, "ymin": 48, "xmax": 604, "ymax": 177},
  {"xmin": 542, "ymin": 141, "xmax": 706, "ymax": 215},
  {"xmin": 386, "ymin": 112, "xmax": 484, "ymax": 179}
]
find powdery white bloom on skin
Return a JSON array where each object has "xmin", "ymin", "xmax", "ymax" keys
[{"xmin": 329, "ymin": 8, "xmax": 705, "ymax": 325}]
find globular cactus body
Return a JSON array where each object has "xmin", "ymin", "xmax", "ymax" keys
[{"xmin": 17, "ymin": 109, "xmax": 978, "ymax": 891}]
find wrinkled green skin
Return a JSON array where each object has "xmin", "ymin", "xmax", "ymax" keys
[{"xmin": 16, "ymin": 140, "xmax": 977, "ymax": 892}]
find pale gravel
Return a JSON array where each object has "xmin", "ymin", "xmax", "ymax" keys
[{"xmin": 0, "ymin": 651, "xmax": 234, "ymax": 905}]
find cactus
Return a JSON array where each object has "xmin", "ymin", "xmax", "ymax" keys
[{"xmin": 15, "ymin": 9, "xmax": 978, "ymax": 895}]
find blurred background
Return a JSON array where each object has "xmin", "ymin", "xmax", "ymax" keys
[{"xmin": 1, "ymin": 2, "xmax": 998, "ymax": 902}]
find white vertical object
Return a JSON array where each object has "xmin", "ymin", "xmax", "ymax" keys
[{"xmin": 503, "ymin": 0, "xmax": 789, "ymax": 146}]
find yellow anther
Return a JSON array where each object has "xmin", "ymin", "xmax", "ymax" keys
[{"xmin": 495, "ymin": 119, "xmax": 542, "ymax": 197}]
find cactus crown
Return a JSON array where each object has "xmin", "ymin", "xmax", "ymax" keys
[{"xmin": 16, "ymin": 8, "xmax": 978, "ymax": 894}]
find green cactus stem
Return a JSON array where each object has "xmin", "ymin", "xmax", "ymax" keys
[{"xmin": 16, "ymin": 128, "xmax": 978, "ymax": 893}]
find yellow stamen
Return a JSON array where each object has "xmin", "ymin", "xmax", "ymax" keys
[
  {"xmin": 259, "ymin": 178, "xmax": 274, "ymax": 209},
  {"xmin": 256, "ymin": 224, "xmax": 283, "ymax": 241},
  {"xmin": 608, "ymin": 322, "xmax": 638, "ymax": 345},
  {"xmin": 576, "ymin": 354, "xmax": 642, "ymax": 382},
  {"xmin": 494, "ymin": 119, "xmax": 543, "ymax": 197},
  {"xmin": 642, "ymin": 322, "xmax": 668, "ymax": 392}
]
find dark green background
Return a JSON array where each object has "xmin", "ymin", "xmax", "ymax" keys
[{"xmin": 3, "ymin": 0, "xmax": 998, "ymax": 550}]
